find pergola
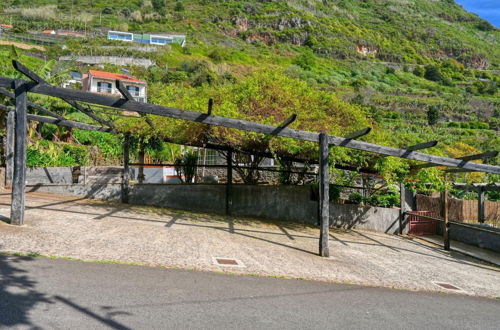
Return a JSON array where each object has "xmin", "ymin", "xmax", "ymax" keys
[{"xmin": 1, "ymin": 60, "xmax": 499, "ymax": 257}]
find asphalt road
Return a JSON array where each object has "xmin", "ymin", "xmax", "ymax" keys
[{"xmin": 0, "ymin": 255, "xmax": 498, "ymax": 329}]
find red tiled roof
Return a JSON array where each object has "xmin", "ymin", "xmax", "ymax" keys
[
  {"xmin": 1, "ymin": 24, "xmax": 13, "ymax": 28},
  {"xmin": 88, "ymin": 70, "xmax": 146, "ymax": 84},
  {"xmin": 43, "ymin": 30, "xmax": 55, "ymax": 34}
]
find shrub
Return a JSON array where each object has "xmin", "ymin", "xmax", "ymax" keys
[
  {"xmin": 424, "ymin": 65, "xmax": 443, "ymax": 82},
  {"xmin": 174, "ymin": 1, "xmax": 185, "ymax": 11},
  {"xmin": 427, "ymin": 105, "xmax": 440, "ymax": 125},
  {"xmin": 174, "ymin": 151, "xmax": 198, "ymax": 183},
  {"xmin": 102, "ymin": 7, "xmax": 114, "ymax": 15},
  {"xmin": 162, "ymin": 70, "xmax": 188, "ymax": 84},
  {"xmin": 413, "ymin": 66, "xmax": 424, "ymax": 77}
]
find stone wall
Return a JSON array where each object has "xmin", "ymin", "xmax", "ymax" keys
[{"xmin": 27, "ymin": 182, "xmax": 403, "ymax": 234}]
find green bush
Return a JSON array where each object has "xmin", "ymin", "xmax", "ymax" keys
[{"xmin": 424, "ymin": 65, "xmax": 443, "ymax": 82}]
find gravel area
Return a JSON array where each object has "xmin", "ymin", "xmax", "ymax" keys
[{"xmin": 0, "ymin": 190, "xmax": 499, "ymax": 298}]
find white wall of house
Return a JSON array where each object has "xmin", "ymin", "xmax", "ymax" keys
[{"xmin": 87, "ymin": 76, "xmax": 147, "ymax": 102}]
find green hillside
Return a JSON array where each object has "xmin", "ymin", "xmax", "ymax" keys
[{"xmin": 0, "ymin": 0, "xmax": 498, "ymax": 186}]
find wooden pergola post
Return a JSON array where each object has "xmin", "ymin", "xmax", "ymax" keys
[
  {"xmin": 121, "ymin": 133, "xmax": 130, "ymax": 203},
  {"xmin": 5, "ymin": 109, "xmax": 14, "ymax": 187},
  {"xmin": 10, "ymin": 80, "xmax": 27, "ymax": 225},
  {"xmin": 478, "ymin": 188, "xmax": 485, "ymax": 223},
  {"xmin": 441, "ymin": 188, "xmax": 450, "ymax": 251},
  {"xmin": 138, "ymin": 140, "xmax": 145, "ymax": 184},
  {"xmin": 399, "ymin": 182, "xmax": 406, "ymax": 235},
  {"xmin": 226, "ymin": 149, "xmax": 233, "ymax": 215},
  {"xmin": 318, "ymin": 133, "xmax": 330, "ymax": 257}
]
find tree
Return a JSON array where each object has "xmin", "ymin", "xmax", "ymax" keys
[
  {"xmin": 152, "ymin": 0, "xmax": 166, "ymax": 12},
  {"xmin": 174, "ymin": 1, "xmax": 184, "ymax": 12},
  {"xmin": 424, "ymin": 65, "xmax": 443, "ymax": 82},
  {"xmin": 427, "ymin": 105, "xmax": 439, "ymax": 125}
]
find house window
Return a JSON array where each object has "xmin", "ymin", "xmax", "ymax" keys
[
  {"xmin": 97, "ymin": 81, "xmax": 112, "ymax": 93},
  {"xmin": 109, "ymin": 32, "xmax": 132, "ymax": 41},
  {"xmin": 127, "ymin": 85, "xmax": 140, "ymax": 97}
]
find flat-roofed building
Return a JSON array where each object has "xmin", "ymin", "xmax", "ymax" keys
[{"xmin": 107, "ymin": 30, "xmax": 186, "ymax": 47}]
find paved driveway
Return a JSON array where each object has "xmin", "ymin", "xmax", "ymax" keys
[{"xmin": 0, "ymin": 190, "xmax": 499, "ymax": 298}]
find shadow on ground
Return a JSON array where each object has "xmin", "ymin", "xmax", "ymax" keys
[{"xmin": 0, "ymin": 254, "xmax": 132, "ymax": 329}]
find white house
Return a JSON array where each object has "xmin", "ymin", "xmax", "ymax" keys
[
  {"xmin": 107, "ymin": 30, "xmax": 186, "ymax": 47},
  {"xmin": 82, "ymin": 70, "xmax": 147, "ymax": 103}
]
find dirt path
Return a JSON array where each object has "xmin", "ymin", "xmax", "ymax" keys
[
  {"xmin": 0, "ymin": 190, "xmax": 498, "ymax": 298},
  {"xmin": 0, "ymin": 40, "xmax": 45, "ymax": 51}
]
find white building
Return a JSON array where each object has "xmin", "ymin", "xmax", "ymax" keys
[
  {"xmin": 82, "ymin": 70, "xmax": 147, "ymax": 103},
  {"xmin": 107, "ymin": 31, "xmax": 186, "ymax": 47}
]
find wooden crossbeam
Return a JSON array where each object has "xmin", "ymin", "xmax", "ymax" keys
[
  {"xmin": 414, "ymin": 151, "xmax": 499, "ymax": 170},
  {"xmin": 458, "ymin": 151, "xmax": 498, "ymax": 162},
  {"xmin": 115, "ymin": 80, "xmax": 154, "ymax": 128},
  {"xmin": 344, "ymin": 127, "xmax": 371, "ymax": 139},
  {"xmin": 445, "ymin": 168, "xmax": 476, "ymax": 174},
  {"xmin": 207, "ymin": 98, "xmax": 213, "ymax": 115},
  {"xmin": 0, "ymin": 103, "xmax": 112, "ymax": 132},
  {"xmin": 0, "ymin": 87, "xmax": 65, "ymax": 120},
  {"xmin": 0, "ymin": 73, "xmax": 499, "ymax": 174},
  {"xmin": 278, "ymin": 114, "xmax": 297, "ymax": 129},
  {"xmin": 12, "ymin": 60, "xmax": 115, "ymax": 130},
  {"xmin": 404, "ymin": 141, "xmax": 438, "ymax": 151},
  {"xmin": 453, "ymin": 183, "xmax": 500, "ymax": 192}
]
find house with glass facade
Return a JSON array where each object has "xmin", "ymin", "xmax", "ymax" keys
[{"xmin": 107, "ymin": 31, "xmax": 186, "ymax": 47}]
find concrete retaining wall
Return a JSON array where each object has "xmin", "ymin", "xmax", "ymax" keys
[
  {"xmin": 26, "ymin": 167, "xmax": 74, "ymax": 184},
  {"xmin": 27, "ymin": 183, "xmax": 402, "ymax": 234},
  {"xmin": 437, "ymin": 222, "xmax": 500, "ymax": 253}
]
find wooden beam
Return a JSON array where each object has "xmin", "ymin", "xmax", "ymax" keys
[
  {"xmin": 277, "ymin": 114, "xmax": 297, "ymax": 129},
  {"xmin": 0, "ymin": 87, "xmax": 65, "ymax": 120},
  {"xmin": 344, "ymin": 127, "xmax": 371, "ymax": 140},
  {"xmin": 1, "ymin": 73, "xmax": 500, "ymax": 174},
  {"xmin": 441, "ymin": 188, "xmax": 450, "ymax": 251},
  {"xmin": 115, "ymin": 80, "xmax": 154, "ymax": 128},
  {"xmin": 5, "ymin": 108, "xmax": 14, "ymax": 187},
  {"xmin": 207, "ymin": 98, "xmax": 213, "ymax": 115},
  {"xmin": 0, "ymin": 104, "xmax": 113, "ymax": 132},
  {"xmin": 319, "ymin": 133, "xmax": 330, "ymax": 257},
  {"xmin": 445, "ymin": 168, "xmax": 477, "ymax": 174},
  {"xmin": 478, "ymin": 188, "xmax": 485, "ymax": 224},
  {"xmin": 10, "ymin": 80, "xmax": 28, "ymax": 225},
  {"xmin": 26, "ymin": 114, "xmax": 113, "ymax": 132},
  {"xmin": 138, "ymin": 141, "xmax": 145, "ymax": 184},
  {"xmin": 452, "ymin": 183, "xmax": 500, "ymax": 192},
  {"xmin": 414, "ymin": 151, "xmax": 499, "ymax": 171},
  {"xmin": 12, "ymin": 60, "xmax": 115, "ymax": 130},
  {"xmin": 404, "ymin": 141, "xmax": 438, "ymax": 151},
  {"xmin": 399, "ymin": 182, "xmax": 406, "ymax": 235},
  {"xmin": 459, "ymin": 151, "xmax": 498, "ymax": 162},
  {"xmin": 226, "ymin": 149, "xmax": 233, "ymax": 216},
  {"xmin": 122, "ymin": 133, "xmax": 130, "ymax": 204}
]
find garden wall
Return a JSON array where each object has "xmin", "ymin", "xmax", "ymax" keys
[{"xmin": 25, "ymin": 181, "xmax": 403, "ymax": 234}]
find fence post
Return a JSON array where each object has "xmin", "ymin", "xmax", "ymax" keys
[
  {"xmin": 478, "ymin": 188, "xmax": 485, "ymax": 224},
  {"xmin": 10, "ymin": 80, "xmax": 28, "ymax": 226},
  {"xmin": 318, "ymin": 133, "xmax": 330, "ymax": 257},
  {"xmin": 121, "ymin": 133, "xmax": 130, "ymax": 203},
  {"xmin": 5, "ymin": 109, "xmax": 14, "ymax": 187},
  {"xmin": 441, "ymin": 188, "xmax": 450, "ymax": 251},
  {"xmin": 226, "ymin": 149, "xmax": 233, "ymax": 216}
]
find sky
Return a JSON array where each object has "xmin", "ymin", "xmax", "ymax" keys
[{"xmin": 455, "ymin": 0, "xmax": 500, "ymax": 27}]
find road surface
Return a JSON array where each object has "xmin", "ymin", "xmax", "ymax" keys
[{"xmin": 0, "ymin": 255, "xmax": 498, "ymax": 329}]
